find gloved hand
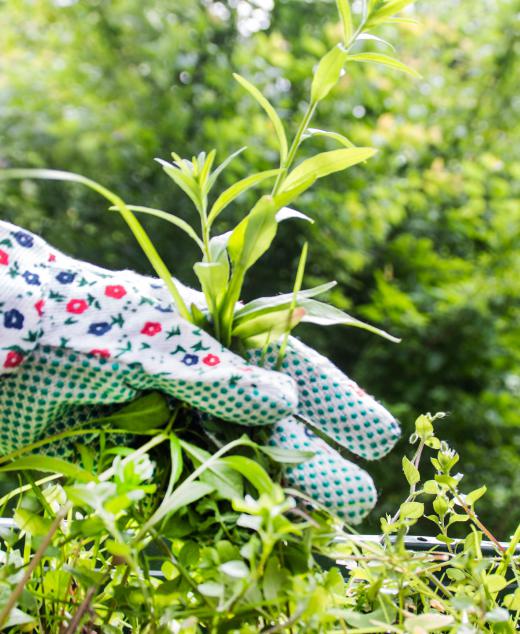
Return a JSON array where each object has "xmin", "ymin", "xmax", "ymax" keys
[{"xmin": 0, "ymin": 219, "xmax": 399, "ymax": 523}]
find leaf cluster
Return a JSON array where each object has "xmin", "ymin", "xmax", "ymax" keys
[{"xmin": 0, "ymin": 401, "xmax": 518, "ymax": 632}]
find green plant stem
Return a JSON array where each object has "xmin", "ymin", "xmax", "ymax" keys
[
  {"xmin": 452, "ymin": 489, "xmax": 506, "ymax": 554},
  {"xmin": 271, "ymin": 15, "xmax": 367, "ymax": 198},
  {"xmin": 276, "ymin": 241, "xmax": 308, "ymax": 368},
  {"xmin": 0, "ymin": 427, "xmax": 159, "ymax": 467},
  {"xmin": 272, "ymin": 102, "xmax": 317, "ymax": 196}
]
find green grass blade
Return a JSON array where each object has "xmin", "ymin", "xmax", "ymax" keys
[
  {"xmin": 347, "ymin": 53, "xmax": 421, "ymax": 78},
  {"xmin": 277, "ymin": 241, "xmax": 308, "ymax": 367},
  {"xmin": 280, "ymin": 148, "xmax": 377, "ymax": 193},
  {"xmin": 0, "ymin": 168, "xmax": 191, "ymax": 321},
  {"xmin": 111, "ymin": 204, "xmax": 204, "ymax": 251},
  {"xmin": 233, "ymin": 73, "xmax": 288, "ymax": 161},
  {"xmin": 207, "ymin": 169, "xmax": 282, "ymax": 226},
  {"xmin": 0, "ymin": 456, "xmax": 95, "ymax": 482}
]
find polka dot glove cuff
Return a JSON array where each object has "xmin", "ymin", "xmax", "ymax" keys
[{"xmin": 0, "ymin": 220, "xmax": 297, "ymax": 453}]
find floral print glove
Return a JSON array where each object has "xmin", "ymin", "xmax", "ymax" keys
[
  {"xmin": 0, "ymin": 220, "xmax": 296, "ymax": 451},
  {"xmin": 0, "ymin": 220, "xmax": 399, "ymax": 523}
]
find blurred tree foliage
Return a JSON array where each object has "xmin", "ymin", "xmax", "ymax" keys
[{"xmin": 1, "ymin": 0, "xmax": 518, "ymax": 535}]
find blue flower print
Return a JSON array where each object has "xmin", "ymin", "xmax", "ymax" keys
[
  {"xmin": 155, "ymin": 303, "xmax": 174, "ymax": 313},
  {"xmin": 56, "ymin": 271, "xmax": 77, "ymax": 284},
  {"xmin": 182, "ymin": 353, "xmax": 199, "ymax": 366},
  {"xmin": 22, "ymin": 271, "xmax": 41, "ymax": 286},
  {"xmin": 3, "ymin": 309, "xmax": 25, "ymax": 330},
  {"xmin": 88, "ymin": 322, "xmax": 112, "ymax": 336},
  {"xmin": 12, "ymin": 231, "xmax": 34, "ymax": 248}
]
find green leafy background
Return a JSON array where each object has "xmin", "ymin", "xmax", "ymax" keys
[{"xmin": 1, "ymin": 0, "xmax": 518, "ymax": 536}]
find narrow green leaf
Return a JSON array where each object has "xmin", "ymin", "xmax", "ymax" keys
[
  {"xmin": 190, "ymin": 302, "xmax": 208, "ymax": 328},
  {"xmin": 234, "ymin": 73, "xmax": 288, "ymax": 161},
  {"xmin": 0, "ymin": 456, "xmax": 95, "ymax": 482},
  {"xmin": 170, "ymin": 151, "xmax": 194, "ymax": 176},
  {"xmin": 303, "ymin": 128, "xmax": 355, "ymax": 149},
  {"xmin": 277, "ymin": 241, "xmax": 308, "ymax": 364},
  {"xmin": 347, "ymin": 53, "xmax": 421, "ymax": 78},
  {"xmin": 154, "ymin": 481, "xmax": 215, "ymax": 527},
  {"xmin": 335, "ymin": 0, "xmax": 354, "ymax": 43},
  {"xmin": 298, "ymin": 298, "xmax": 401, "ymax": 342},
  {"xmin": 280, "ymin": 148, "xmax": 377, "ymax": 193},
  {"xmin": 221, "ymin": 456, "xmax": 274, "ymax": 495},
  {"xmin": 235, "ymin": 282, "xmax": 337, "ymax": 320},
  {"xmin": 368, "ymin": 0, "xmax": 415, "ymax": 26},
  {"xmin": 199, "ymin": 148, "xmax": 217, "ymax": 192},
  {"xmin": 181, "ymin": 441, "xmax": 243, "ymax": 501},
  {"xmin": 208, "ymin": 169, "xmax": 281, "ymax": 226},
  {"xmin": 311, "ymin": 44, "xmax": 348, "ymax": 104},
  {"xmin": 157, "ymin": 160, "xmax": 203, "ymax": 209},
  {"xmin": 356, "ymin": 33, "xmax": 396, "ymax": 51},
  {"xmin": 165, "ymin": 435, "xmax": 183, "ymax": 498},
  {"xmin": 207, "ymin": 147, "xmax": 247, "ymax": 191},
  {"xmin": 208, "ymin": 231, "xmax": 232, "ymax": 263},
  {"xmin": 111, "ymin": 205, "xmax": 204, "ymax": 250},
  {"xmin": 0, "ymin": 168, "xmax": 191, "ymax": 321}
]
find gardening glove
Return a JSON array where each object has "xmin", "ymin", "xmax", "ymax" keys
[
  {"xmin": 247, "ymin": 342, "xmax": 400, "ymax": 524},
  {"xmin": 0, "ymin": 220, "xmax": 297, "ymax": 454},
  {"xmin": 0, "ymin": 220, "xmax": 400, "ymax": 523}
]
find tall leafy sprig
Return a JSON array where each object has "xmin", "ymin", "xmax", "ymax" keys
[{"xmin": 0, "ymin": 0, "xmax": 416, "ymax": 354}]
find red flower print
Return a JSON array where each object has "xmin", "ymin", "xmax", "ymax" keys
[
  {"xmin": 90, "ymin": 349, "xmax": 111, "ymax": 359},
  {"xmin": 34, "ymin": 299, "xmax": 45, "ymax": 316},
  {"xmin": 66, "ymin": 299, "xmax": 89, "ymax": 314},
  {"xmin": 0, "ymin": 249, "xmax": 8, "ymax": 266},
  {"xmin": 203, "ymin": 354, "xmax": 221, "ymax": 367},
  {"xmin": 3, "ymin": 351, "xmax": 24, "ymax": 368},
  {"xmin": 105, "ymin": 285, "xmax": 127, "ymax": 299},
  {"xmin": 141, "ymin": 322, "xmax": 162, "ymax": 337},
  {"xmin": 48, "ymin": 253, "xmax": 56, "ymax": 262}
]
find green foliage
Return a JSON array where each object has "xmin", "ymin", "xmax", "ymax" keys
[
  {"xmin": 0, "ymin": 0, "xmax": 518, "ymax": 535},
  {"xmin": 2, "ymin": 0, "xmax": 409, "ymax": 354},
  {"xmin": 0, "ymin": 411, "xmax": 518, "ymax": 632}
]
